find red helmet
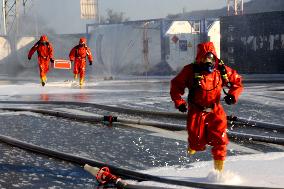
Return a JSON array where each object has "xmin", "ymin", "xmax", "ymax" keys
[
  {"xmin": 79, "ymin": 37, "xmax": 87, "ymax": 45},
  {"xmin": 40, "ymin": 35, "xmax": 48, "ymax": 42}
]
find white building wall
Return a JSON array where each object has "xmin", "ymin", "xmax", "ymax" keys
[
  {"xmin": 16, "ymin": 37, "xmax": 37, "ymax": 68},
  {"xmin": 207, "ymin": 21, "xmax": 221, "ymax": 58},
  {"xmin": 0, "ymin": 37, "xmax": 11, "ymax": 63},
  {"xmin": 166, "ymin": 20, "xmax": 220, "ymax": 71},
  {"xmin": 166, "ymin": 34, "xmax": 200, "ymax": 71},
  {"xmin": 0, "ymin": 20, "xmax": 221, "ymax": 76},
  {"xmin": 88, "ymin": 23, "xmax": 161, "ymax": 75},
  {"xmin": 166, "ymin": 21, "xmax": 200, "ymax": 71}
]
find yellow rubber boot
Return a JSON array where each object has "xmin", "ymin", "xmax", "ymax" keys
[
  {"xmin": 187, "ymin": 147, "xmax": 196, "ymax": 155},
  {"xmin": 41, "ymin": 76, "xmax": 47, "ymax": 82},
  {"xmin": 79, "ymin": 78, "xmax": 84, "ymax": 86},
  {"xmin": 41, "ymin": 76, "xmax": 47, "ymax": 86},
  {"xmin": 214, "ymin": 160, "xmax": 224, "ymax": 172}
]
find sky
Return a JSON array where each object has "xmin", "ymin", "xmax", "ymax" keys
[{"xmin": 14, "ymin": 0, "xmax": 250, "ymax": 34}]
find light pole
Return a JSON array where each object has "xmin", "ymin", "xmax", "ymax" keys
[
  {"xmin": 143, "ymin": 21, "xmax": 150, "ymax": 78},
  {"xmin": 97, "ymin": 0, "xmax": 100, "ymax": 23}
]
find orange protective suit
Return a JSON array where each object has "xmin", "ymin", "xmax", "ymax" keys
[
  {"xmin": 170, "ymin": 42, "xmax": 243, "ymax": 161},
  {"xmin": 69, "ymin": 37, "xmax": 93, "ymax": 85},
  {"xmin": 28, "ymin": 35, "xmax": 54, "ymax": 85}
]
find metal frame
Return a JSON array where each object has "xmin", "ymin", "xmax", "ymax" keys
[
  {"xmin": 2, "ymin": 0, "xmax": 30, "ymax": 35},
  {"xmin": 227, "ymin": 0, "xmax": 244, "ymax": 16}
]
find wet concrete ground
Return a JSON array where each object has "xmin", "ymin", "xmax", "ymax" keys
[
  {"xmin": 0, "ymin": 142, "xmax": 96, "ymax": 189},
  {"xmin": 0, "ymin": 77, "xmax": 283, "ymax": 188},
  {"xmin": 0, "ymin": 104, "xmax": 283, "ymax": 188}
]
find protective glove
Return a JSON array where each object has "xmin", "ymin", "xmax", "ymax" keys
[
  {"xmin": 89, "ymin": 61, "xmax": 92, "ymax": 66},
  {"xmin": 28, "ymin": 57, "xmax": 31, "ymax": 60},
  {"xmin": 50, "ymin": 58, "xmax": 54, "ymax": 63},
  {"xmin": 224, "ymin": 94, "xmax": 236, "ymax": 105},
  {"xmin": 178, "ymin": 104, "xmax": 187, "ymax": 113}
]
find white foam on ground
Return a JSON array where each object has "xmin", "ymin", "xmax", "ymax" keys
[
  {"xmin": 206, "ymin": 169, "xmax": 242, "ymax": 185},
  {"xmin": 134, "ymin": 152, "xmax": 284, "ymax": 188}
]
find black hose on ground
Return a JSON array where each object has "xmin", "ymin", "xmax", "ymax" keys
[
  {"xmin": 118, "ymin": 117, "xmax": 185, "ymax": 131},
  {"xmin": 0, "ymin": 100, "xmax": 185, "ymax": 118},
  {"xmin": 0, "ymin": 134, "xmax": 282, "ymax": 189},
  {"xmin": 0, "ymin": 107, "xmax": 104, "ymax": 123},
  {"xmin": 0, "ymin": 100, "xmax": 283, "ymax": 132},
  {"xmin": 228, "ymin": 131, "xmax": 284, "ymax": 144},
  {"xmin": 228, "ymin": 116, "xmax": 284, "ymax": 132},
  {"xmin": 0, "ymin": 107, "xmax": 185, "ymax": 131},
  {"xmin": 1, "ymin": 106, "xmax": 283, "ymax": 145}
]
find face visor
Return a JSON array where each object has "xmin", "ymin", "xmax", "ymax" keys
[
  {"xmin": 201, "ymin": 52, "xmax": 215, "ymax": 73},
  {"xmin": 78, "ymin": 43, "xmax": 85, "ymax": 47},
  {"xmin": 204, "ymin": 52, "xmax": 215, "ymax": 63}
]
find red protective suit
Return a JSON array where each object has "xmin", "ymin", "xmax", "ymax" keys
[
  {"xmin": 69, "ymin": 37, "xmax": 93, "ymax": 84},
  {"xmin": 28, "ymin": 35, "xmax": 54, "ymax": 82},
  {"xmin": 170, "ymin": 42, "xmax": 243, "ymax": 161}
]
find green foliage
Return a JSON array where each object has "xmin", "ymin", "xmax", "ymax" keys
[{"xmin": 100, "ymin": 9, "xmax": 129, "ymax": 24}]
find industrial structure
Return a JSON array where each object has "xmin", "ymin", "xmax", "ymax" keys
[
  {"xmin": 227, "ymin": 0, "xmax": 244, "ymax": 16},
  {"xmin": 2, "ymin": 0, "xmax": 28, "ymax": 35},
  {"xmin": 221, "ymin": 11, "xmax": 284, "ymax": 74},
  {"xmin": 1, "ymin": 0, "xmax": 283, "ymax": 75},
  {"xmin": 1, "ymin": 0, "xmax": 98, "ymax": 35}
]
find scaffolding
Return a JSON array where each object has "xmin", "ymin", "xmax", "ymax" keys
[
  {"xmin": 227, "ymin": 0, "xmax": 244, "ymax": 16},
  {"xmin": 80, "ymin": 0, "xmax": 99, "ymax": 22},
  {"xmin": 2, "ymin": 0, "xmax": 30, "ymax": 35},
  {"xmin": 142, "ymin": 21, "xmax": 150, "ymax": 77}
]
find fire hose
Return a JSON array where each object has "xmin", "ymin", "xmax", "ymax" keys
[
  {"xmin": 0, "ymin": 100, "xmax": 283, "ymax": 132},
  {"xmin": 0, "ymin": 134, "xmax": 282, "ymax": 189},
  {"xmin": 0, "ymin": 102, "xmax": 283, "ymax": 188},
  {"xmin": 0, "ymin": 106, "xmax": 283, "ymax": 144}
]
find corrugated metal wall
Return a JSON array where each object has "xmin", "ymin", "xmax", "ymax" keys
[{"xmin": 220, "ymin": 11, "xmax": 284, "ymax": 74}]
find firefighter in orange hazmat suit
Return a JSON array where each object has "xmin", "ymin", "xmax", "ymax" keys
[
  {"xmin": 170, "ymin": 42, "xmax": 243, "ymax": 171},
  {"xmin": 28, "ymin": 35, "xmax": 54, "ymax": 86},
  {"xmin": 69, "ymin": 37, "xmax": 93, "ymax": 86}
]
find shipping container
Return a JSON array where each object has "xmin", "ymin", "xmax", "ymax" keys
[{"xmin": 220, "ymin": 11, "xmax": 284, "ymax": 73}]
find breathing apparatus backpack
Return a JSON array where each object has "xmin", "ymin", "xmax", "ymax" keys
[
  {"xmin": 188, "ymin": 59, "xmax": 231, "ymax": 103},
  {"xmin": 36, "ymin": 40, "xmax": 52, "ymax": 59}
]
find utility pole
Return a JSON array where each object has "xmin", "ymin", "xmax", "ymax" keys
[
  {"xmin": 2, "ymin": 0, "xmax": 6, "ymax": 35},
  {"xmin": 97, "ymin": 0, "xmax": 100, "ymax": 24},
  {"xmin": 23, "ymin": 0, "xmax": 28, "ymax": 14},
  {"xmin": 143, "ymin": 21, "xmax": 150, "ymax": 78},
  {"xmin": 227, "ymin": 0, "xmax": 243, "ymax": 16}
]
